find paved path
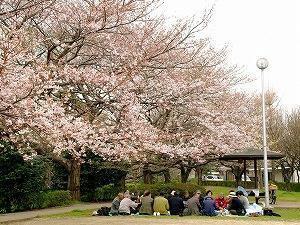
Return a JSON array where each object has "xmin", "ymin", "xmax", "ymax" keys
[
  {"xmin": 274, "ymin": 202, "xmax": 300, "ymax": 208},
  {"xmin": 0, "ymin": 202, "xmax": 108, "ymax": 224},
  {"xmin": 5, "ymin": 217, "xmax": 300, "ymax": 225}
]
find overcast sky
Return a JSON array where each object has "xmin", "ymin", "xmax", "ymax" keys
[{"xmin": 163, "ymin": 0, "xmax": 300, "ymax": 111}]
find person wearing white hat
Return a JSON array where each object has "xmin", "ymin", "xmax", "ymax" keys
[{"xmin": 227, "ymin": 191, "xmax": 246, "ymax": 216}]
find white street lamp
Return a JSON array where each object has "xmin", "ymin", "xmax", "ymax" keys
[{"xmin": 256, "ymin": 57, "xmax": 270, "ymax": 208}]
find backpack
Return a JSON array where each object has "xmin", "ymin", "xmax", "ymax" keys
[
  {"xmin": 263, "ymin": 209, "xmax": 281, "ymax": 217},
  {"xmin": 97, "ymin": 207, "xmax": 111, "ymax": 216}
]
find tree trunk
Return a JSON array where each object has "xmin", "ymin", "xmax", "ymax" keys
[
  {"xmin": 143, "ymin": 164, "xmax": 153, "ymax": 184},
  {"xmin": 68, "ymin": 160, "xmax": 81, "ymax": 200},
  {"xmin": 118, "ymin": 172, "xmax": 127, "ymax": 190},
  {"xmin": 232, "ymin": 166, "xmax": 243, "ymax": 187},
  {"xmin": 195, "ymin": 166, "xmax": 203, "ymax": 185},
  {"xmin": 236, "ymin": 175, "xmax": 242, "ymax": 187},
  {"xmin": 163, "ymin": 169, "xmax": 171, "ymax": 183},
  {"xmin": 297, "ymin": 170, "xmax": 299, "ymax": 183},
  {"xmin": 281, "ymin": 163, "xmax": 293, "ymax": 183},
  {"xmin": 180, "ymin": 166, "xmax": 192, "ymax": 183},
  {"xmin": 270, "ymin": 163, "xmax": 276, "ymax": 182}
]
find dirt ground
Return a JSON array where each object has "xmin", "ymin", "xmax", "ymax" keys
[{"xmin": 6, "ymin": 217, "xmax": 300, "ymax": 225}]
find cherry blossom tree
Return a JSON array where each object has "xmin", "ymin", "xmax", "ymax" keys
[{"xmin": 0, "ymin": 0, "xmax": 258, "ymax": 198}]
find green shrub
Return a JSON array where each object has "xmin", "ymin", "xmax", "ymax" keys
[
  {"xmin": 274, "ymin": 182, "xmax": 300, "ymax": 192},
  {"xmin": 190, "ymin": 179, "xmax": 256, "ymax": 189},
  {"xmin": 38, "ymin": 190, "xmax": 72, "ymax": 208},
  {"xmin": 0, "ymin": 141, "xmax": 47, "ymax": 213},
  {"xmin": 95, "ymin": 184, "xmax": 121, "ymax": 201},
  {"xmin": 80, "ymin": 153, "xmax": 127, "ymax": 201},
  {"xmin": 126, "ymin": 182, "xmax": 205, "ymax": 197}
]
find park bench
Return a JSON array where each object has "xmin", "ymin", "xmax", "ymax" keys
[{"xmin": 246, "ymin": 188, "xmax": 277, "ymax": 205}]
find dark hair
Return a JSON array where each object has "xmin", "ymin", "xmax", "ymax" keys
[
  {"xmin": 206, "ymin": 190, "xmax": 212, "ymax": 196},
  {"xmin": 159, "ymin": 191, "xmax": 165, "ymax": 196},
  {"xmin": 173, "ymin": 191, "xmax": 179, "ymax": 197},
  {"xmin": 144, "ymin": 190, "xmax": 151, "ymax": 196},
  {"xmin": 236, "ymin": 191, "xmax": 244, "ymax": 196},
  {"xmin": 194, "ymin": 190, "xmax": 201, "ymax": 195}
]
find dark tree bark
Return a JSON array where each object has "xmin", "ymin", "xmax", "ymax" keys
[
  {"xmin": 180, "ymin": 166, "xmax": 192, "ymax": 183},
  {"xmin": 143, "ymin": 164, "xmax": 154, "ymax": 184},
  {"xmin": 231, "ymin": 165, "xmax": 243, "ymax": 187},
  {"xmin": 117, "ymin": 172, "xmax": 127, "ymax": 190},
  {"xmin": 195, "ymin": 166, "xmax": 203, "ymax": 185},
  {"xmin": 281, "ymin": 163, "xmax": 294, "ymax": 183},
  {"xmin": 67, "ymin": 159, "xmax": 81, "ymax": 200},
  {"xmin": 163, "ymin": 169, "xmax": 171, "ymax": 183}
]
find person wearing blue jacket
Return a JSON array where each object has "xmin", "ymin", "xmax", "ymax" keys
[{"xmin": 202, "ymin": 190, "xmax": 217, "ymax": 216}]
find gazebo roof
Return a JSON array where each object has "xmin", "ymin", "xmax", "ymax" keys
[{"xmin": 220, "ymin": 148, "xmax": 285, "ymax": 160}]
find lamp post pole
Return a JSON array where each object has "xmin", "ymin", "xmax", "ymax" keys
[{"xmin": 256, "ymin": 58, "xmax": 270, "ymax": 208}]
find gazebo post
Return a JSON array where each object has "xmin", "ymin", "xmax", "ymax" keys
[
  {"xmin": 243, "ymin": 159, "xmax": 247, "ymax": 187},
  {"xmin": 254, "ymin": 159, "xmax": 258, "ymax": 189}
]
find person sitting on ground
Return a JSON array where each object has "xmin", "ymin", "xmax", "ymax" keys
[
  {"xmin": 186, "ymin": 190, "xmax": 202, "ymax": 216},
  {"xmin": 109, "ymin": 192, "xmax": 124, "ymax": 216},
  {"xmin": 202, "ymin": 190, "xmax": 217, "ymax": 216},
  {"xmin": 118, "ymin": 192, "xmax": 139, "ymax": 215},
  {"xmin": 215, "ymin": 193, "xmax": 227, "ymax": 211},
  {"xmin": 168, "ymin": 191, "xmax": 184, "ymax": 215},
  {"xmin": 236, "ymin": 191, "xmax": 249, "ymax": 209},
  {"xmin": 139, "ymin": 190, "xmax": 154, "ymax": 215},
  {"xmin": 153, "ymin": 191, "xmax": 169, "ymax": 215},
  {"xmin": 227, "ymin": 192, "xmax": 246, "ymax": 216},
  {"xmin": 182, "ymin": 191, "xmax": 190, "ymax": 208}
]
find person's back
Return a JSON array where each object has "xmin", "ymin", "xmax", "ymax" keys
[
  {"xmin": 228, "ymin": 197, "xmax": 245, "ymax": 215},
  {"xmin": 110, "ymin": 193, "xmax": 123, "ymax": 215},
  {"xmin": 237, "ymin": 192, "xmax": 249, "ymax": 210},
  {"xmin": 110, "ymin": 198, "xmax": 121, "ymax": 215},
  {"xmin": 153, "ymin": 193, "xmax": 169, "ymax": 215},
  {"xmin": 139, "ymin": 190, "xmax": 153, "ymax": 215},
  {"xmin": 168, "ymin": 193, "xmax": 184, "ymax": 215},
  {"xmin": 187, "ymin": 195, "xmax": 201, "ymax": 215},
  {"xmin": 119, "ymin": 196, "xmax": 138, "ymax": 215}
]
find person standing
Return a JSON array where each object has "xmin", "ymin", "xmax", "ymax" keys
[
  {"xmin": 139, "ymin": 190, "xmax": 154, "ymax": 215},
  {"xmin": 153, "ymin": 191, "xmax": 169, "ymax": 215}
]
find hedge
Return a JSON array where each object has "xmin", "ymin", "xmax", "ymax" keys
[
  {"xmin": 199, "ymin": 180, "xmax": 256, "ymax": 189},
  {"xmin": 94, "ymin": 182, "xmax": 205, "ymax": 201},
  {"xmin": 190, "ymin": 179, "xmax": 300, "ymax": 192},
  {"xmin": 95, "ymin": 184, "xmax": 121, "ymax": 201},
  {"xmin": 274, "ymin": 182, "xmax": 300, "ymax": 192},
  {"xmin": 37, "ymin": 190, "xmax": 72, "ymax": 208},
  {"xmin": 126, "ymin": 182, "xmax": 205, "ymax": 198}
]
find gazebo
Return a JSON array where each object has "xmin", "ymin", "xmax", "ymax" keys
[{"xmin": 220, "ymin": 148, "xmax": 285, "ymax": 189}]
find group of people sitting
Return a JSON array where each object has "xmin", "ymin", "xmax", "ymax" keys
[{"xmin": 108, "ymin": 189, "xmax": 253, "ymax": 216}]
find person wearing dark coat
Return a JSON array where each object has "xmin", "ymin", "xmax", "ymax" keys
[
  {"xmin": 168, "ymin": 191, "xmax": 184, "ymax": 215},
  {"xmin": 227, "ymin": 192, "xmax": 246, "ymax": 216}
]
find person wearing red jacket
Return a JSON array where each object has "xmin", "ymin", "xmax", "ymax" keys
[{"xmin": 215, "ymin": 193, "xmax": 227, "ymax": 210}]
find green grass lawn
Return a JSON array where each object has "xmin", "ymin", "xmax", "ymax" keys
[
  {"xmin": 205, "ymin": 186, "xmax": 300, "ymax": 202},
  {"xmin": 43, "ymin": 208, "xmax": 300, "ymax": 221}
]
